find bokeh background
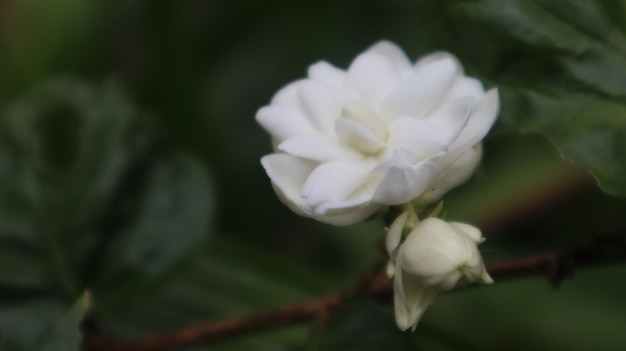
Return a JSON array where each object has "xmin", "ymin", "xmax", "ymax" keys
[{"xmin": 1, "ymin": 0, "xmax": 626, "ymax": 350}]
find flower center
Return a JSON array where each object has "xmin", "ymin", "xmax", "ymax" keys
[{"xmin": 336, "ymin": 101, "xmax": 388, "ymax": 156}]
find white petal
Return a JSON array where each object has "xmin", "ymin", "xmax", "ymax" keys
[
  {"xmin": 451, "ymin": 89, "xmax": 499, "ymax": 150},
  {"xmin": 394, "ymin": 264, "xmax": 437, "ymax": 331},
  {"xmin": 446, "ymin": 76, "xmax": 485, "ymax": 101},
  {"xmin": 449, "ymin": 221, "xmax": 483, "ymax": 243},
  {"xmin": 412, "ymin": 145, "xmax": 481, "ymax": 206},
  {"xmin": 271, "ymin": 80, "xmax": 303, "ymax": 108},
  {"xmin": 347, "ymin": 51, "xmax": 401, "ymax": 105},
  {"xmin": 424, "ymin": 97, "xmax": 474, "ymax": 136},
  {"xmin": 400, "ymin": 218, "xmax": 469, "ymax": 277},
  {"xmin": 384, "ymin": 56, "xmax": 459, "ymax": 119},
  {"xmin": 386, "ymin": 117, "xmax": 453, "ymax": 160},
  {"xmin": 297, "ymin": 81, "xmax": 344, "ymax": 134},
  {"xmin": 366, "ymin": 40, "xmax": 413, "ymax": 79},
  {"xmin": 278, "ymin": 134, "xmax": 363, "ymax": 162},
  {"xmin": 335, "ymin": 118, "xmax": 385, "ymax": 155},
  {"xmin": 255, "ymin": 105, "xmax": 316, "ymax": 143},
  {"xmin": 419, "ymin": 270, "xmax": 463, "ymax": 292},
  {"xmin": 393, "ymin": 260, "xmax": 411, "ymax": 330},
  {"xmin": 414, "ymin": 51, "xmax": 463, "ymax": 73},
  {"xmin": 387, "ymin": 260, "xmax": 396, "ymax": 278},
  {"xmin": 372, "ymin": 157, "xmax": 443, "ymax": 205},
  {"xmin": 261, "ymin": 154, "xmax": 317, "ymax": 216},
  {"xmin": 371, "ymin": 149, "xmax": 421, "ymax": 175},
  {"xmin": 301, "ymin": 160, "xmax": 373, "ymax": 209},
  {"xmin": 313, "ymin": 175, "xmax": 380, "ymax": 222},
  {"xmin": 340, "ymin": 101, "xmax": 388, "ymax": 140},
  {"xmin": 308, "ymin": 61, "xmax": 346, "ymax": 87},
  {"xmin": 482, "ymin": 271, "xmax": 494, "ymax": 284},
  {"xmin": 386, "ymin": 210, "xmax": 409, "ymax": 257},
  {"xmin": 437, "ymin": 145, "xmax": 482, "ymax": 188},
  {"xmin": 315, "ymin": 203, "xmax": 381, "ymax": 226}
]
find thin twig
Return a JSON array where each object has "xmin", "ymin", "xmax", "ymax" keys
[{"xmin": 86, "ymin": 234, "xmax": 626, "ymax": 351}]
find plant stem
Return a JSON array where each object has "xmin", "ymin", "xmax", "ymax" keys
[{"xmin": 86, "ymin": 234, "xmax": 626, "ymax": 351}]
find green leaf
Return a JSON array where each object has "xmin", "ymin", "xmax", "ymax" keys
[
  {"xmin": 38, "ymin": 292, "xmax": 90, "ymax": 351},
  {"xmin": 443, "ymin": 0, "xmax": 626, "ymax": 196},
  {"xmin": 92, "ymin": 152, "xmax": 213, "ymax": 311},
  {"xmin": 0, "ymin": 293, "xmax": 89, "ymax": 351},
  {"xmin": 95, "ymin": 235, "xmax": 335, "ymax": 351},
  {"xmin": 303, "ymin": 300, "xmax": 417, "ymax": 351},
  {"xmin": 0, "ymin": 78, "xmax": 214, "ymax": 345},
  {"xmin": 0, "ymin": 78, "xmax": 142, "ymax": 301}
]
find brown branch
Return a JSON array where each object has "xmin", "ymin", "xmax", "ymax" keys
[{"xmin": 87, "ymin": 235, "xmax": 626, "ymax": 351}]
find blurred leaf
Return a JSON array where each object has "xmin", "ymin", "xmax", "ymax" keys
[
  {"xmin": 93, "ymin": 211, "xmax": 384, "ymax": 350},
  {"xmin": 96, "ymin": 234, "xmax": 342, "ymax": 351},
  {"xmin": 37, "ymin": 292, "xmax": 90, "ymax": 351},
  {"xmin": 0, "ymin": 292, "xmax": 89, "ymax": 351},
  {"xmin": 445, "ymin": 0, "xmax": 626, "ymax": 196},
  {"xmin": 93, "ymin": 152, "xmax": 213, "ymax": 311},
  {"xmin": 303, "ymin": 300, "xmax": 417, "ymax": 351},
  {"xmin": 420, "ymin": 264, "xmax": 626, "ymax": 351},
  {"xmin": 0, "ymin": 79, "xmax": 213, "ymax": 345},
  {"xmin": 0, "ymin": 78, "xmax": 141, "ymax": 302}
]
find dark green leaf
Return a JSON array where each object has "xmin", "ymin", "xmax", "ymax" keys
[
  {"xmin": 303, "ymin": 300, "xmax": 417, "ymax": 351},
  {"xmin": 443, "ymin": 0, "xmax": 626, "ymax": 196},
  {"xmin": 0, "ymin": 79, "xmax": 214, "ymax": 346},
  {"xmin": 38, "ymin": 292, "xmax": 90, "ymax": 351},
  {"xmin": 93, "ymin": 152, "xmax": 213, "ymax": 311},
  {"xmin": 0, "ymin": 293, "xmax": 89, "ymax": 351}
]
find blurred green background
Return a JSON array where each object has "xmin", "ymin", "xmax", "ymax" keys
[{"xmin": 1, "ymin": 0, "xmax": 626, "ymax": 350}]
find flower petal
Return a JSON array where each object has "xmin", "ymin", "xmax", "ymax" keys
[
  {"xmin": 399, "ymin": 218, "xmax": 470, "ymax": 279},
  {"xmin": 394, "ymin": 263, "xmax": 437, "ymax": 331},
  {"xmin": 335, "ymin": 118, "xmax": 385, "ymax": 155},
  {"xmin": 451, "ymin": 89, "xmax": 499, "ymax": 150},
  {"xmin": 446, "ymin": 76, "xmax": 485, "ymax": 101},
  {"xmin": 386, "ymin": 210, "xmax": 409, "ymax": 257},
  {"xmin": 297, "ymin": 80, "xmax": 344, "ymax": 135},
  {"xmin": 255, "ymin": 105, "xmax": 316, "ymax": 143},
  {"xmin": 366, "ymin": 40, "xmax": 413, "ymax": 79},
  {"xmin": 315, "ymin": 202, "xmax": 380, "ymax": 226},
  {"xmin": 449, "ymin": 221, "xmax": 483, "ymax": 243},
  {"xmin": 271, "ymin": 80, "xmax": 303, "ymax": 108},
  {"xmin": 347, "ymin": 51, "xmax": 401, "ymax": 105},
  {"xmin": 386, "ymin": 117, "xmax": 454, "ymax": 160},
  {"xmin": 438, "ymin": 141, "xmax": 482, "ymax": 184},
  {"xmin": 424, "ymin": 96, "xmax": 474, "ymax": 136},
  {"xmin": 301, "ymin": 160, "xmax": 373, "ymax": 209},
  {"xmin": 308, "ymin": 61, "xmax": 346, "ymax": 87},
  {"xmin": 414, "ymin": 52, "xmax": 462, "ymax": 72},
  {"xmin": 372, "ymin": 157, "xmax": 443, "ymax": 205},
  {"xmin": 260, "ymin": 154, "xmax": 317, "ymax": 216},
  {"xmin": 371, "ymin": 149, "xmax": 422, "ymax": 175},
  {"xmin": 278, "ymin": 134, "xmax": 363, "ymax": 162},
  {"xmin": 384, "ymin": 56, "xmax": 459, "ymax": 119},
  {"xmin": 340, "ymin": 101, "xmax": 388, "ymax": 140},
  {"xmin": 412, "ymin": 144, "xmax": 481, "ymax": 206}
]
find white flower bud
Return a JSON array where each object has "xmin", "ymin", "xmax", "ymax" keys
[{"xmin": 392, "ymin": 217, "xmax": 492, "ymax": 331}]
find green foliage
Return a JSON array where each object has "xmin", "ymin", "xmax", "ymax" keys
[
  {"xmin": 442, "ymin": 0, "xmax": 626, "ymax": 196},
  {"xmin": 0, "ymin": 79, "xmax": 213, "ymax": 349},
  {"xmin": 303, "ymin": 301, "xmax": 416, "ymax": 351},
  {"xmin": 37, "ymin": 293, "xmax": 90, "ymax": 351},
  {"xmin": 1, "ymin": 293, "xmax": 89, "ymax": 351}
]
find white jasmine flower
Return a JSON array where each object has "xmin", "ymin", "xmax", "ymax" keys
[
  {"xmin": 258, "ymin": 40, "xmax": 499, "ymax": 225},
  {"xmin": 389, "ymin": 216, "xmax": 493, "ymax": 331}
]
